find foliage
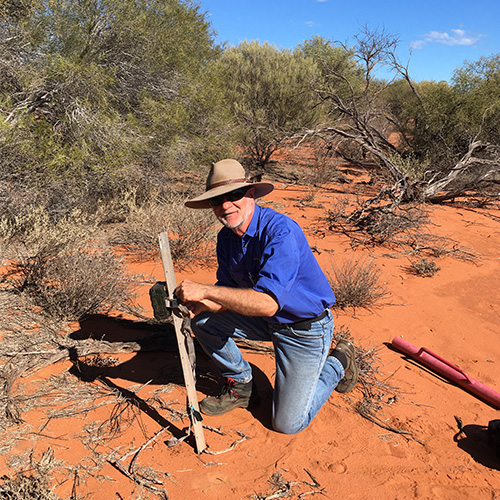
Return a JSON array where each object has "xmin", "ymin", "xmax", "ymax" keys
[
  {"xmin": 452, "ymin": 54, "xmax": 500, "ymax": 146},
  {"xmin": 216, "ymin": 41, "xmax": 322, "ymax": 167},
  {"xmin": 308, "ymin": 27, "xmax": 416, "ymax": 191},
  {"xmin": 309, "ymin": 26, "xmax": 500, "ymax": 203},
  {"xmin": 298, "ymin": 36, "xmax": 364, "ymax": 89},
  {"xmin": 384, "ymin": 53, "xmax": 500, "ymax": 175},
  {"xmin": 0, "ymin": 0, "xmax": 234, "ymax": 215}
]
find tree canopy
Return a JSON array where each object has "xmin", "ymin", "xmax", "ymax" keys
[{"xmin": 1, "ymin": 6, "xmax": 499, "ymax": 210}]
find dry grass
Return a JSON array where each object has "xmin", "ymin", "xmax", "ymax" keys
[
  {"xmin": 327, "ymin": 257, "xmax": 390, "ymax": 309},
  {"xmin": 406, "ymin": 257, "xmax": 441, "ymax": 277},
  {"xmin": 110, "ymin": 190, "xmax": 217, "ymax": 268}
]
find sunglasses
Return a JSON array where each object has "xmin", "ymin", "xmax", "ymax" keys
[{"xmin": 209, "ymin": 187, "xmax": 250, "ymax": 207}]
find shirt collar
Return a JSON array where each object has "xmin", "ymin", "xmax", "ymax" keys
[{"xmin": 243, "ymin": 203, "xmax": 261, "ymax": 240}]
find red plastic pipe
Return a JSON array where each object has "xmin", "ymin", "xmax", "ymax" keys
[{"xmin": 391, "ymin": 336, "xmax": 500, "ymax": 409}]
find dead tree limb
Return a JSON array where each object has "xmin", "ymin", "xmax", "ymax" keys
[{"xmin": 423, "ymin": 141, "xmax": 500, "ymax": 202}]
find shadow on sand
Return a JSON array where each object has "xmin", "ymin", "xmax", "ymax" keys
[{"xmin": 67, "ymin": 314, "xmax": 275, "ymax": 450}]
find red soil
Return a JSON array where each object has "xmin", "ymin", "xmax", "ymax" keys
[{"xmin": 1, "ymin": 178, "xmax": 499, "ymax": 500}]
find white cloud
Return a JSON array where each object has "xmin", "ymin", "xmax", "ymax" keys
[
  {"xmin": 305, "ymin": 21, "xmax": 314, "ymax": 27},
  {"xmin": 410, "ymin": 28, "xmax": 480, "ymax": 49}
]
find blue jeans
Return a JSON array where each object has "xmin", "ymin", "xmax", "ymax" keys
[{"xmin": 191, "ymin": 309, "xmax": 344, "ymax": 434}]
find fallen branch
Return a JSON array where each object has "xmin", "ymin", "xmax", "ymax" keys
[
  {"xmin": 108, "ymin": 458, "xmax": 169, "ymax": 499},
  {"xmin": 108, "ymin": 427, "xmax": 172, "ymax": 499},
  {"xmin": 203, "ymin": 431, "xmax": 250, "ymax": 455},
  {"xmin": 0, "ymin": 330, "xmax": 177, "ymax": 423}
]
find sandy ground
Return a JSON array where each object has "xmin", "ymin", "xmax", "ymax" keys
[{"xmin": 1, "ymin": 173, "xmax": 500, "ymax": 500}]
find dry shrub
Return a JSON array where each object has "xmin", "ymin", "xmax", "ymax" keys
[
  {"xmin": 0, "ymin": 449, "xmax": 60, "ymax": 500},
  {"xmin": 325, "ymin": 196, "xmax": 474, "ymax": 261},
  {"xmin": 112, "ymin": 189, "xmax": 216, "ymax": 268},
  {"xmin": 328, "ymin": 258, "xmax": 389, "ymax": 309},
  {"xmin": 351, "ymin": 204, "xmax": 428, "ymax": 246},
  {"xmin": 32, "ymin": 246, "xmax": 135, "ymax": 321},
  {"xmin": 0, "ymin": 205, "xmax": 138, "ymax": 323},
  {"xmin": 0, "ymin": 205, "xmax": 94, "ymax": 260},
  {"xmin": 406, "ymin": 257, "xmax": 441, "ymax": 277},
  {"xmin": 331, "ymin": 325, "xmax": 409, "ymax": 436},
  {"xmin": 325, "ymin": 189, "xmax": 429, "ymax": 247},
  {"xmin": 324, "ymin": 195, "xmax": 352, "ymax": 224}
]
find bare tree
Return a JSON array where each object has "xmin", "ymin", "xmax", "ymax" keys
[{"xmin": 303, "ymin": 26, "xmax": 500, "ymax": 204}]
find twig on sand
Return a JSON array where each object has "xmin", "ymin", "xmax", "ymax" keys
[
  {"xmin": 356, "ymin": 406, "xmax": 424, "ymax": 444},
  {"xmin": 108, "ymin": 426, "xmax": 171, "ymax": 499},
  {"xmin": 251, "ymin": 470, "xmax": 328, "ymax": 500},
  {"xmin": 203, "ymin": 430, "xmax": 251, "ymax": 455}
]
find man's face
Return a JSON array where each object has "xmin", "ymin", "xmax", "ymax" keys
[{"xmin": 212, "ymin": 187, "xmax": 255, "ymax": 235}]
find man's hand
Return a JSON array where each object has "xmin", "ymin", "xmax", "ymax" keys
[
  {"xmin": 175, "ymin": 279, "xmax": 208, "ymax": 303},
  {"xmin": 175, "ymin": 280, "xmax": 224, "ymax": 317}
]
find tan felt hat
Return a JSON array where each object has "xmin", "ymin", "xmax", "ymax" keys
[{"xmin": 185, "ymin": 159, "xmax": 274, "ymax": 209}]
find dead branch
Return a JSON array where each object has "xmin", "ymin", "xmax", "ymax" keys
[
  {"xmin": 0, "ymin": 329, "xmax": 177, "ymax": 423},
  {"xmin": 108, "ymin": 458, "xmax": 169, "ymax": 499},
  {"xmin": 203, "ymin": 431, "xmax": 251, "ymax": 455},
  {"xmin": 423, "ymin": 141, "xmax": 500, "ymax": 202}
]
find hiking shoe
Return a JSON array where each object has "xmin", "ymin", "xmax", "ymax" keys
[
  {"xmin": 331, "ymin": 340, "xmax": 359, "ymax": 393},
  {"xmin": 200, "ymin": 377, "xmax": 257, "ymax": 416}
]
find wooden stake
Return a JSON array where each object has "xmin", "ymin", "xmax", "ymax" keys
[{"xmin": 158, "ymin": 232, "xmax": 206, "ymax": 454}]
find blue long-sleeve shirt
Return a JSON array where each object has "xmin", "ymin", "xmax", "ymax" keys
[{"xmin": 216, "ymin": 204, "xmax": 336, "ymax": 324}]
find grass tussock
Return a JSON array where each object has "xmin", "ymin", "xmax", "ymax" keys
[
  {"xmin": 328, "ymin": 258, "xmax": 389, "ymax": 309},
  {"xmin": 406, "ymin": 257, "xmax": 441, "ymax": 277},
  {"xmin": 110, "ymin": 189, "xmax": 217, "ymax": 268},
  {"xmin": 0, "ymin": 449, "xmax": 60, "ymax": 500}
]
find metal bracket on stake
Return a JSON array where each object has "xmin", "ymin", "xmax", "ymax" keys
[{"xmin": 158, "ymin": 232, "xmax": 206, "ymax": 454}]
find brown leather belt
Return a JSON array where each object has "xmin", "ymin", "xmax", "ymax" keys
[{"xmin": 288, "ymin": 310, "xmax": 328, "ymax": 330}]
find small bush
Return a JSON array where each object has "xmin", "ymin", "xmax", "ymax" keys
[
  {"xmin": 1, "ymin": 205, "xmax": 137, "ymax": 322},
  {"xmin": 407, "ymin": 257, "xmax": 441, "ymax": 277},
  {"xmin": 0, "ymin": 450, "xmax": 60, "ymax": 500},
  {"xmin": 112, "ymin": 190, "xmax": 216, "ymax": 268},
  {"xmin": 386, "ymin": 150, "xmax": 430, "ymax": 182},
  {"xmin": 328, "ymin": 258, "xmax": 389, "ymax": 309},
  {"xmin": 0, "ymin": 474, "xmax": 58, "ymax": 500}
]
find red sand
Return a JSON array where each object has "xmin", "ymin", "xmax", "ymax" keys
[{"xmin": 1, "ymin": 181, "xmax": 499, "ymax": 500}]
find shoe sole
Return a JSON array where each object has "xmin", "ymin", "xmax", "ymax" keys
[{"xmin": 334, "ymin": 340, "xmax": 359, "ymax": 393}]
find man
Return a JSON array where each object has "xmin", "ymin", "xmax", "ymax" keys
[{"xmin": 175, "ymin": 159, "xmax": 358, "ymax": 434}]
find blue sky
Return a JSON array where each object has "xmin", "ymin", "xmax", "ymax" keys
[{"xmin": 198, "ymin": 0, "xmax": 500, "ymax": 82}]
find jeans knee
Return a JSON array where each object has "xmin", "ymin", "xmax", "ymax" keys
[
  {"xmin": 272, "ymin": 417, "xmax": 304, "ymax": 435},
  {"xmin": 191, "ymin": 311, "xmax": 212, "ymax": 335}
]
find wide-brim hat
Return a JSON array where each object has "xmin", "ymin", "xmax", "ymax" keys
[{"xmin": 185, "ymin": 159, "xmax": 274, "ymax": 209}]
